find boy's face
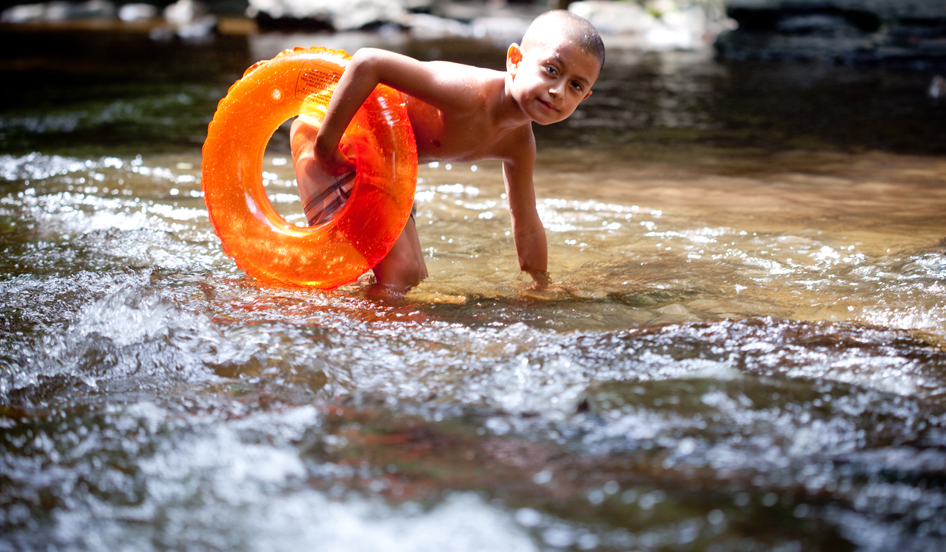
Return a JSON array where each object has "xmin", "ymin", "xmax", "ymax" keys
[{"xmin": 507, "ymin": 38, "xmax": 599, "ymax": 126}]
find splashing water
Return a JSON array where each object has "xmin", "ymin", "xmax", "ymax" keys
[{"xmin": 1, "ymin": 144, "xmax": 944, "ymax": 551}]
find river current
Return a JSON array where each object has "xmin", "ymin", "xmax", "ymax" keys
[{"xmin": 1, "ymin": 26, "xmax": 945, "ymax": 551}]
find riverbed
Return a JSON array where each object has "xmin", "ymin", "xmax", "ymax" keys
[{"xmin": 1, "ymin": 24, "xmax": 945, "ymax": 551}]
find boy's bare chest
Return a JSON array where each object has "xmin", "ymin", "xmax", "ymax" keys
[{"xmin": 406, "ymin": 98, "xmax": 514, "ymax": 164}]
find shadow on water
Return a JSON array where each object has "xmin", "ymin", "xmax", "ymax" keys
[
  {"xmin": 0, "ymin": 27, "xmax": 945, "ymax": 155},
  {"xmin": 546, "ymin": 48, "xmax": 946, "ymax": 154},
  {"xmin": 0, "ymin": 28, "xmax": 251, "ymax": 154},
  {"xmin": 1, "ymin": 23, "xmax": 946, "ymax": 552}
]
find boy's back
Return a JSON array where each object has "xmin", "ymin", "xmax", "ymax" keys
[{"xmin": 291, "ymin": 9, "xmax": 604, "ymax": 295}]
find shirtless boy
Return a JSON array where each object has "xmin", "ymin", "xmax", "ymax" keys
[{"xmin": 291, "ymin": 9, "xmax": 604, "ymax": 295}]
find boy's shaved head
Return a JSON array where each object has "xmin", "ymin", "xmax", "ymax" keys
[{"xmin": 521, "ymin": 10, "xmax": 605, "ymax": 71}]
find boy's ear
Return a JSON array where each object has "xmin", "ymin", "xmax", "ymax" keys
[{"xmin": 506, "ymin": 44, "xmax": 523, "ymax": 72}]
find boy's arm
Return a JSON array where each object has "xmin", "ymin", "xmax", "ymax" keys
[
  {"xmin": 502, "ymin": 135, "xmax": 550, "ymax": 288},
  {"xmin": 315, "ymin": 49, "xmax": 479, "ymax": 168}
]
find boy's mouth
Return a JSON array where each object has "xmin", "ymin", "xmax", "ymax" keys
[{"xmin": 537, "ymin": 98, "xmax": 558, "ymax": 113}]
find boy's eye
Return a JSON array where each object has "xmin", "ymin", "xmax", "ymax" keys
[
  {"xmin": 544, "ymin": 65, "xmax": 557, "ymax": 76},
  {"xmin": 571, "ymin": 81, "xmax": 584, "ymax": 92}
]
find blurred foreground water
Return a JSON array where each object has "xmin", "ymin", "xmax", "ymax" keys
[{"xmin": 1, "ymin": 25, "xmax": 946, "ymax": 551}]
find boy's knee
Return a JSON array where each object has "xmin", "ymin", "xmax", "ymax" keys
[
  {"xmin": 371, "ymin": 217, "xmax": 427, "ymax": 289},
  {"xmin": 399, "ymin": 257, "xmax": 426, "ymax": 288},
  {"xmin": 375, "ymin": 250, "xmax": 424, "ymax": 289},
  {"xmin": 372, "ymin": 236, "xmax": 427, "ymax": 291}
]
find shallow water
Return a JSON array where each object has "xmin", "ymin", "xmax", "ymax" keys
[{"xmin": 2, "ymin": 27, "xmax": 946, "ymax": 551}]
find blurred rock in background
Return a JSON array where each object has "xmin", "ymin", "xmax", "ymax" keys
[
  {"xmin": 1, "ymin": 0, "xmax": 115, "ymax": 22},
  {"xmin": 715, "ymin": 0, "xmax": 946, "ymax": 66},
  {"xmin": 0, "ymin": 0, "xmax": 731, "ymax": 50},
  {"xmin": 570, "ymin": 0, "xmax": 732, "ymax": 51},
  {"xmin": 117, "ymin": 2, "xmax": 158, "ymax": 21},
  {"xmin": 4, "ymin": 0, "xmax": 943, "ymax": 65}
]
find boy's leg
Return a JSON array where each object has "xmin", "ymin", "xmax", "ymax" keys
[
  {"xmin": 371, "ymin": 216, "xmax": 427, "ymax": 291},
  {"xmin": 290, "ymin": 117, "xmax": 354, "ymax": 226},
  {"xmin": 293, "ymin": 116, "xmax": 425, "ymax": 292},
  {"xmin": 290, "ymin": 117, "xmax": 319, "ymax": 202}
]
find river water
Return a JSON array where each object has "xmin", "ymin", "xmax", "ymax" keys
[{"xmin": 2, "ymin": 26, "xmax": 946, "ymax": 551}]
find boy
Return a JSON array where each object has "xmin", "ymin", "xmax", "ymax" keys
[{"xmin": 291, "ymin": 9, "xmax": 604, "ymax": 295}]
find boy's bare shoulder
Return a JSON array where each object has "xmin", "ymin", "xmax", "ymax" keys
[
  {"xmin": 425, "ymin": 60, "xmax": 499, "ymax": 77},
  {"xmin": 395, "ymin": 59, "xmax": 505, "ymax": 117},
  {"xmin": 496, "ymin": 122, "xmax": 536, "ymax": 165},
  {"xmin": 425, "ymin": 61, "xmax": 505, "ymax": 96}
]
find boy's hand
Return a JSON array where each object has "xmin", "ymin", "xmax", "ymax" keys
[
  {"xmin": 295, "ymin": 143, "xmax": 356, "ymax": 212},
  {"xmin": 291, "ymin": 117, "xmax": 356, "ymax": 179},
  {"xmin": 318, "ymin": 140, "xmax": 356, "ymax": 177}
]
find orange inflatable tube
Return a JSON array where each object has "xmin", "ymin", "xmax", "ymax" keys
[{"xmin": 201, "ymin": 47, "xmax": 417, "ymax": 288}]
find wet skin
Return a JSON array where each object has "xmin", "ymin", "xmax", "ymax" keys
[{"xmin": 296, "ymin": 39, "xmax": 600, "ymax": 296}]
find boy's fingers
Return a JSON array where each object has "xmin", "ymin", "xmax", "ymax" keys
[
  {"xmin": 317, "ymin": 148, "xmax": 355, "ymax": 176},
  {"xmin": 334, "ymin": 151, "xmax": 356, "ymax": 174}
]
